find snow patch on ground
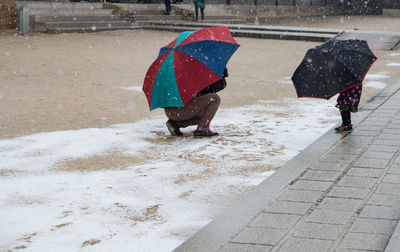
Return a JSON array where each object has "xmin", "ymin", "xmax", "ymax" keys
[
  {"xmin": 386, "ymin": 62, "xmax": 400, "ymax": 67},
  {"xmin": 365, "ymin": 72, "xmax": 390, "ymax": 80},
  {"xmin": 279, "ymin": 77, "xmax": 293, "ymax": 84},
  {"xmin": 119, "ymin": 86, "xmax": 143, "ymax": 92},
  {"xmin": 0, "ymin": 99, "xmax": 339, "ymax": 252},
  {"xmin": 364, "ymin": 81, "xmax": 387, "ymax": 89}
]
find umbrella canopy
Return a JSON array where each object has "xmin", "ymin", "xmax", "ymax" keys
[
  {"xmin": 291, "ymin": 38, "xmax": 377, "ymax": 99},
  {"xmin": 143, "ymin": 26, "xmax": 240, "ymax": 110}
]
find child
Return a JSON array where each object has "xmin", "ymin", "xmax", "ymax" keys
[{"xmin": 335, "ymin": 83, "xmax": 362, "ymax": 133}]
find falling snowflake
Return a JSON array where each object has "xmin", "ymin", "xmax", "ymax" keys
[{"xmin": 57, "ymin": 102, "xmax": 63, "ymax": 110}]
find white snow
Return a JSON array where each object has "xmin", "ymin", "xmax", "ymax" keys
[
  {"xmin": 119, "ymin": 86, "xmax": 143, "ymax": 92},
  {"xmin": 386, "ymin": 62, "xmax": 400, "ymax": 67},
  {"xmin": 389, "ymin": 53, "xmax": 400, "ymax": 57},
  {"xmin": 279, "ymin": 77, "xmax": 293, "ymax": 84},
  {"xmin": 364, "ymin": 73, "xmax": 389, "ymax": 89},
  {"xmin": 364, "ymin": 81, "xmax": 387, "ymax": 89},
  {"xmin": 0, "ymin": 99, "xmax": 339, "ymax": 252},
  {"xmin": 364, "ymin": 72, "xmax": 390, "ymax": 80}
]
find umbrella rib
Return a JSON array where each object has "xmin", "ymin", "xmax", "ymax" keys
[{"xmin": 329, "ymin": 51, "xmax": 375, "ymax": 81}]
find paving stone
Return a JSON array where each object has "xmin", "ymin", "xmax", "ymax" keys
[
  {"xmin": 361, "ymin": 120, "xmax": 387, "ymax": 126},
  {"xmin": 290, "ymin": 180, "xmax": 332, "ymax": 191},
  {"xmin": 293, "ymin": 222, "xmax": 344, "ymax": 240},
  {"xmin": 356, "ymin": 125, "xmax": 382, "ymax": 131},
  {"xmin": 329, "ymin": 146, "xmax": 363, "ymax": 155},
  {"xmin": 371, "ymin": 109, "xmax": 397, "ymax": 115},
  {"xmin": 318, "ymin": 197, "xmax": 362, "ymax": 212},
  {"xmin": 387, "ymin": 124, "xmax": 400, "ymax": 129},
  {"xmin": 249, "ymin": 212, "xmax": 301, "ymax": 229},
  {"xmin": 319, "ymin": 153, "xmax": 357, "ymax": 163},
  {"xmin": 341, "ymin": 136, "xmax": 372, "ymax": 148},
  {"xmin": 339, "ymin": 232, "xmax": 389, "ymax": 251},
  {"xmin": 379, "ymin": 133, "xmax": 400, "ymax": 140},
  {"xmin": 220, "ymin": 243, "xmax": 273, "ymax": 252},
  {"xmin": 395, "ymin": 155, "xmax": 400, "ymax": 164},
  {"xmin": 368, "ymin": 193, "xmax": 400, "ymax": 206},
  {"xmin": 264, "ymin": 201, "xmax": 313, "ymax": 215},
  {"xmin": 353, "ymin": 158, "xmax": 391, "ymax": 169},
  {"xmin": 378, "ymin": 105, "xmax": 399, "ymax": 111},
  {"xmin": 362, "ymin": 150, "xmax": 395, "ymax": 160},
  {"xmin": 305, "ymin": 209, "xmax": 354, "ymax": 225},
  {"xmin": 278, "ymin": 237, "xmax": 332, "ymax": 252},
  {"xmin": 347, "ymin": 167, "xmax": 383, "ymax": 178},
  {"xmin": 383, "ymin": 174, "xmax": 400, "ymax": 184},
  {"xmin": 376, "ymin": 183, "xmax": 400, "ymax": 195},
  {"xmin": 337, "ymin": 176, "xmax": 377, "ymax": 188},
  {"xmin": 310, "ymin": 162, "xmax": 348, "ymax": 172},
  {"xmin": 375, "ymin": 139, "xmax": 400, "ymax": 146},
  {"xmin": 384, "ymin": 129, "xmax": 400, "ymax": 135},
  {"xmin": 359, "ymin": 205, "xmax": 400, "ymax": 220},
  {"xmin": 365, "ymin": 115, "xmax": 392, "ymax": 121},
  {"xmin": 300, "ymin": 170, "xmax": 342, "ymax": 182},
  {"xmin": 372, "ymin": 109, "xmax": 398, "ymax": 116},
  {"xmin": 351, "ymin": 130, "xmax": 379, "ymax": 137},
  {"xmin": 278, "ymin": 190, "xmax": 324, "ymax": 203},
  {"xmin": 231, "ymin": 227, "xmax": 287, "ymax": 246},
  {"xmin": 349, "ymin": 218, "xmax": 397, "ymax": 235},
  {"xmin": 388, "ymin": 164, "xmax": 400, "ymax": 174},
  {"xmin": 334, "ymin": 249, "xmax": 368, "ymax": 252},
  {"xmin": 327, "ymin": 186, "xmax": 369, "ymax": 199},
  {"xmin": 368, "ymin": 144, "xmax": 399, "ymax": 153}
]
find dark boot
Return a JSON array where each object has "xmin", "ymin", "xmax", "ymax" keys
[
  {"xmin": 335, "ymin": 124, "xmax": 353, "ymax": 133},
  {"xmin": 193, "ymin": 130, "xmax": 219, "ymax": 137},
  {"xmin": 166, "ymin": 120, "xmax": 183, "ymax": 136}
]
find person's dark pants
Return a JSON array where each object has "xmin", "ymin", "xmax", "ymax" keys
[
  {"xmin": 340, "ymin": 110, "xmax": 351, "ymax": 126},
  {"xmin": 164, "ymin": 0, "xmax": 171, "ymax": 14},
  {"xmin": 195, "ymin": 7, "xmax": 204, "ymax": 20},
  {"xmin": 165, "ymin": 93, "xmax": 220, "ymax": 131}
]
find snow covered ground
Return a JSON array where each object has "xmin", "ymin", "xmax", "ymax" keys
[{"xmin": 0, "ymin": 73, "xmax": 391, "ymax": 252}]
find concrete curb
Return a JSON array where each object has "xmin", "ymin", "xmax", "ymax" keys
[
  {"xmin": 173, "ymin": 77, "xmax": 400, "ymax": 252},
  {"xmin": 386, "ymin": 205, "xmax": 400, "ymax": 252}
]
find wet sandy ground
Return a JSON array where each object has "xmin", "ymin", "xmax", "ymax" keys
[
  {"xmin": 1, "ymin": 14, "xmax": 400, "ymax": 251},
  {"xmin": 1, "ymin": 15, "xmax": 400, "ymax": 139}
]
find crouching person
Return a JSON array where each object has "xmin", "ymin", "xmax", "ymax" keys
[{"xmin": 164, "ymin": 68, "xmax": 228, "ymax": 137}]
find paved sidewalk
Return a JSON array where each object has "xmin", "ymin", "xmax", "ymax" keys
[{"xmin": 174, "ymin": 78, "xmax": 400, "ymax": 252}]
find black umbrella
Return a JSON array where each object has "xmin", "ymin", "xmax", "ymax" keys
[{"xmin": 291, "ymin": 39, "xmax": 377, "ymax": 99}]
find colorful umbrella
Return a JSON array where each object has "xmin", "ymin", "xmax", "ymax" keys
[
  {"xmin": 142, "ymin": 26, "xmax": 240, "ymax": 110},
  {"xmin": 291, "ymin": 38, "xmax": 377, "ymax": 99}
]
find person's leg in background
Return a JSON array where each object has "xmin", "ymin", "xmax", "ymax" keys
[
  {"xmin": 164, "ymin": 0, "xmax": 171, "ymax": 14},
  {"xmin": 200, "ymin": 7, "xmax": 204, "ymax": 21},
  {"xmin": 195, "ymin": 7, "xmax": 199, "ymax": 21}
]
